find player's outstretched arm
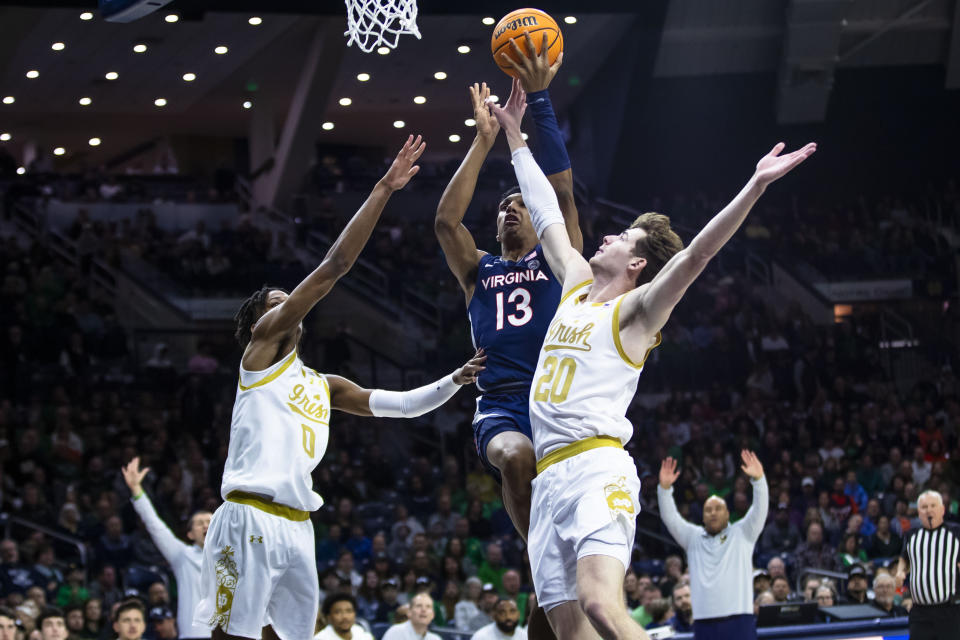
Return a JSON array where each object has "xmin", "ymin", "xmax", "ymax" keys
[
  {"xmin": 252, "ymin": 135, "xmax": 425, "ymax": 344},
  {"xmin": 328, "ymin": 349, "xmax": 486, "ymax": 416},
  {"xmin": 488, "ymin": 79, "xmax": 591, "ymax": 291},
  {"xmin": 434, "ymin": 84, "xmax": 498, "ymax": 300},
  {"xmin": 620, "ymin": 142, "xmax": 817, "ymax": 340},
  {"xmin": 501, "ymin": 33, "xmax": 583, "ymax": 252}
]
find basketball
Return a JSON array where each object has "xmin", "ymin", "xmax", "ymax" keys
[{"xmin": 491, "ymin": 8, "xmax": 564, "ymax": 77}]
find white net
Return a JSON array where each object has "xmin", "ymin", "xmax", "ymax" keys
[{"xmin": 344, "ymin": 0, "xmax": 421, "ymax": 53}]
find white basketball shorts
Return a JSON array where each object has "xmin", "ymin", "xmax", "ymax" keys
[
  {"xmin": 194, "ymin": 496, "xmax": 318, "ymax": 639},
  {"xmin": 528, "ymin": 444, "xmax": 641, "ymax": 611}
]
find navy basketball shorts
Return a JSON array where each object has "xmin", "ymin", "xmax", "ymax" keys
[{"xmin": 472, "ymin": 392, "xmax": 533, "ymax": 481}]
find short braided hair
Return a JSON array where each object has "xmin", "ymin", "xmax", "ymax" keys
[{"xmin": 233, "ymin": 285, "xmax": 288, "ymax": 349}]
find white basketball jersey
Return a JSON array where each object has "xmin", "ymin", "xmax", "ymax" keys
[
  {"xmin": 221, "ymin": 349, "xmax": 330, "ymax": 511},
  {"xmin": 529, "ymin": 281, "xmax": 660, "ymax": 460}
]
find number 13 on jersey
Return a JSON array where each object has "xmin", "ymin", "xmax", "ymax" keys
[{"xmin": 496, "ymin": 288, "xmax": 533, "ymax": 330}]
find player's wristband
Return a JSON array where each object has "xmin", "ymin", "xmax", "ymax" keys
[
  {"xmin": 369, "ymin": 374, "xmax": 460, "ymax": 418},
  {"xmin": 132, "ymin": 489, "xmax": 144, "ymax": 500},
  {"xmin": 526, "ymin": 89, "xmax": 571, "ymax": 175},
  {"xmin": 511, "ymin": 147, "xmax": 564, "ymax": 237}
]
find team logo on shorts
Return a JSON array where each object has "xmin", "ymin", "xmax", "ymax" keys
[
  {"xmin": 209, "ymin": 545, "xmax": 239, "ymax": 631},
  {"xmin": 604, "ymin": 477, "xmax": 635, "ymax": 518}
]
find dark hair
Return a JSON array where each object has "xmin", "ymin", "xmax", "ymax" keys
[
  {"xmin": 113, "ymin": 599, "xmax": 145, "ymax": 622},
  {"xmin": 36, "ymin": 607, "xmax": 66, "ymax": 628},
  {"xmin": 322, "ymin": 593, "xmax": 357, "ymax": 617},
  {"xmin": 628, "ymin": 212, "xmax": 684, "ymax": 286},
  {"xmin": 772, "ymin": 576, "xmax": 790, "ymax": 587},
  {"xmin": 234, "ymin": 285, "xmax": 288, "ymax": 349},
  {"xmin": 499, "ymin": 186, "xmax": 521, "ymax": 202},
  {"xmin": 0, "ymin": 606, "xmax": 17, "ymax": 621}
]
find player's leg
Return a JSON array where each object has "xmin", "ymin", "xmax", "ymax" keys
[
  {"xmin": 486, "ymin": 429, "xmax": 537, "ymax": 538},
  {"xmin": 265, "ymin": 518, "xmax": 319, "ymax": 640},
  {"xmin": 545, "ymin": 601, "xmax": 603, "ymax": 640},
  {"xmin": 576, "ymin": 555, "xmax": 649, "ymax": 640}
]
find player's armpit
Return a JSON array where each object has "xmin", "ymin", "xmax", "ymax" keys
[{"xmin": 327, "ymin": 375, "xmax": 374, "ymax": 417}]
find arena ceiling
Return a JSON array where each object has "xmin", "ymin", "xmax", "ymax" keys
[{"xmin": 0, "ymin": 0, "xmax": 956, "ymax": 168}]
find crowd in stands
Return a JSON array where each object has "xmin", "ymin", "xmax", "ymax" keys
[{"xmin": 0, "ymin": 163, "xmax": 958, "ymax": 639}]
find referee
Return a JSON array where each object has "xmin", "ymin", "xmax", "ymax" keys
[
  {"xmin": 895, "ymin": 490, "xmax": 960, "ymax": 640},
  {"xmin": 657, "ymin": 450, "xmax": 768, "ymax": 640}
]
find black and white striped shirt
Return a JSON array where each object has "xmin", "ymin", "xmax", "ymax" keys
[{"xmin": 902, "ymin": 523, "xmax": 960, "ymax": 606}]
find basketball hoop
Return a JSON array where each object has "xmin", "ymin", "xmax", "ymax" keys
[{"xmin": 343, "ymin": 0, "xmax": 421, "ymax": 53}]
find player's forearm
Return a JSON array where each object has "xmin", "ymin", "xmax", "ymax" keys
[
  {"xmin": 687, "ymin": 177, "xmax": 765, "ymax": 261},
  {"xmin": 526, "ymin": 89, "xmax": 571, "ymax": 176},
  {"xmin": 436, "ymin": 135, "xmax": 495, "ymax": 227},
  {"xmin": 368, "ymin": 373, "xmax": 460, "ymax": 418}
]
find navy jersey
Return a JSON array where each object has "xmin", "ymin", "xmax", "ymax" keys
[{"xmin": 468, "ymin": 245, "xmax": 561, "ymax": 394}]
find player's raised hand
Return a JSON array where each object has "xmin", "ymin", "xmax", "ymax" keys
[
  {"xmin": 501, "ymin": 32, "xmax": 563, "ymax": 93},
  {"xmin": 122, "ymin": 456, "xmax": 150, "ymax": 495},
  {"xmin": 470, "ymin": 82, "xmax": 500, "ymax": 141},
  {"xmin": 487, "ymin": 77, "xmax": 527, "ymax": 135},
  {"xmin": 380, "ymin": 134, "xmax": 426, "ymax": 192},
  {"xmin": 753, "ymin": 142, "xmax": 817, "ymax": 187},
  {"xmin": 452, "ymin": 348, "xmax": 487, "ymax": 385},
  {"xmin": 659, "ymin": 457, "xmax": 681, "ymax": 490},
  {"xmin": 740, "ymin": 449, "xmax": 764, "ymax": 479}
]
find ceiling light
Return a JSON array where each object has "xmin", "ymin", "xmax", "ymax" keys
[
  {"xmin": 322, "ymin": 122, "xmax": 334, "ymax": 131},
  {"xmin": 393, "ymin": 120, "xmax": 405, "ymax": 128},
  {"xmin": 215, "ymin": 46, "xmax": 229, "ymax": 55},
  {"xmin": 249, "ymin": 16, "xmax": 262, "ymax": 25},
  {"xmin": 356, "ymin": 73, "xmax": 370, "ymax": 82},
  {"xmin": 79, "ymin": 97, "xmax": 92, "ymax": 106},
  {"xmin": 2, "ymin": 97, "xmax": 14, "ymax": 105},
  {"xmin": 339, "ymin": 97, "xmax": 352, "ymax": 106},
  {"xmin": 377, "ymin": 46, "xmax": 390, "ymax": 55},
  {"xmin": 433, "ymin": 71, "xmax": 447, "ymax": 80},
  {"xmin": 54, "ymin": 147, "xmax": 65, "ymax": 156},
  {"xmin": 26, "ymin": 70, "xmax": 39, "ymax": 79},
  {"xmin": 0, "ymin": 133, "xmax": 10, "ymax": 142},
  {"xmin": 80, "ymin": 12, "xmax": 93, "ymax": 20},
  {"xmin": 88, "ymin": 137, "xmax": 101, "ymax": 146},
  {"xmin": 51, "ymin": 42, "xmax": 65, "ymax": 51},
  {"xmin": 16, "ymin": 167, "xmax": 25, "ymax": 175},
  {"xmin": 457, "ymin": 45, "xmax": 471, "ymax": 54},
  {"xmin": 165, "ymin": 14, "xmax": 179, "ymax": 23},
  {"xmin": 154, "ymin": 98, "xmax": 167, "ymax": 107},
  {"xmin": 105, "ymin": 71, "xmax": 119, "ymax": 80},
  {"xmin": 449, "ymin": 134, "xmax": 461, "ymax": 142},
  {"xmin": 482, "ymin": 17, "xmax": 495, "ymax": 25},
  {"xmin": 182, "ymin": 73, "xmax": 196, "ymax": 82},
  {"xmin": 242, "ymin": 101, "xmax": 252, "ymax": 109},
  {"xmin": 522, "ymin": 133, "xmax": 529, "ymax": 140},
  {"xmin": 564, "ymin": 16, "xmax": 577, "ymax": 24},
  {"xmin": 465, "ymin": 118, "xmax": 476, "ymax": 126},
  {"xmin": 488, "ymin": 94, "xmax": 499, "ymax": 103},
  {"xmin": 133, "ymin": 44, "xmax": 147, "ymax": 53},
  {"xmin": 413, "ymin": 96, "xmax": 426, "ymax": 104}
]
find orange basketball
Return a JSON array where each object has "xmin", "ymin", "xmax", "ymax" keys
[{"xmin": 491, "ymin": 8, "xmax": 563, "ymax": 78}]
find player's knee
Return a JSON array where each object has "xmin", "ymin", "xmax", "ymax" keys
[
  {"xmin": 497, "ymin": 443, "xmax": 536, "ymax": 483},
  {"xmin": 579, "ymin": 595, "xmax": 616, "ymax": 633}
]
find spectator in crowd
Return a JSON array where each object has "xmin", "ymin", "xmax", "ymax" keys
[
  {"xmin": 477, "ymin": 545, "xmax": 505, "ymax": 593},
  {"xmin": 500, "ymin": 570, "xmax": 528, "ymax": 627},
  {"xmin": 36, "ymin": 607, "xmax": 68, "ymax": 640},
  {"xmin": 112, "ymin": 600, "xmax": 146, "ymax": 640},
  {"xmin": 0, "ymin": 540, "xmax": 32, "ymax": 597},
  {"xmin": 766, "ymin": 557, "xmax": 787, "ymax": 582},
  {"xmin": 314, "ymin": 594, "xmax": 374, "ymax": 640},
  {"xmin": 643, "ymin": 599, "xmax": 673, "ymax": 630},
  {"xmin": 0, "ymin": 607, "xmax": 15, "ymax": 640},
  {"xmin": 770, "ymin": 577, "xmax": 792, "ymax": 603},
  {"xmin": 843, "ymin": 566, "xmax": 869, "ymax": 604},
  {"xmin": 377, "ymin": 579, "xmax": 402, "ymax": 624},
  {"xmin": 795, "ymin": 522, "xmax": 838, "ymax": 574},
  {"xmin": 800, "ymin": 576, "xmax": 821, "ymax": 602},
  {"xmin": 658, "ymin": 452, "xmax": 767, "ymax": 639},
  {"xmin": 814, "ymin": 585, "xmax": 837, "ymax": 608},
  {"xmin": 669, "ymin": 584, "xmax": 694, "ymax": 633},
  {"xmin": 469, "ymin": 599, "xmax": 526, "ymax": 640},
  {"xmin": 870, "ymin": 574, "xmax": 907, "ymax": 617},
  {"xmin": 751, "ymin": 570, "xmax": 771, "ymax": 599},
  {"xmin": 867, "ymin": 515, "xmax": 903, "ymax": 559},
  {"xmin": 630, "ymin": 584, "xmax": 662, "ymax": 628},
  {"xmin": 382, "ymin": 593, "xmax": 440, "ymax": 640},
  {"xmin": 753, "ymin": 591, "xmax": 775, "ymax": 615},
  {"xmin": 148, "ymin": 607, "xmax": 177, "ymax": 640},
  {"xmin": 81, "ymin": 599, "xmax": 103, "ymax": 639},
  {"xmin": 838, "ymin": 533, "xmax": 868, "ymax": 569},
  {"xmin": 760, "ymin": 505, "xmax": 801, "ymax": 555}
]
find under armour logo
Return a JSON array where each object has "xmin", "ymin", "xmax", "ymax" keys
[{"xmin": 249, "ymin": 535, "xmax": 263, "ymax": 544}]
